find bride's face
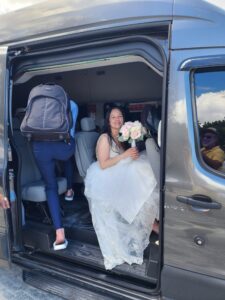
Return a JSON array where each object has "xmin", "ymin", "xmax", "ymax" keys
[{"xmin": 109, "ymin": 108, "xmax": 124, "ymax": 131}]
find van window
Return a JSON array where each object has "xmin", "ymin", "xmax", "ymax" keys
[{"xmin": 194, "ymin": 68, "xmax": 225, "ymax": 173}]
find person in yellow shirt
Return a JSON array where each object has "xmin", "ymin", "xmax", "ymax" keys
[{"xmin": 201, "ymin": 127, "xmax": 225, "ymax": 170}]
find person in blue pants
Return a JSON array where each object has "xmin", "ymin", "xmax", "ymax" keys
[{"xmin": 32, "ymin": 100, "xmax": 78, "ymax": 250}]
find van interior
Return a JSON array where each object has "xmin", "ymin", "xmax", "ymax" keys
[{"xmin": 9, "ymin": 53, "xmax": 163, "ymax": 292}]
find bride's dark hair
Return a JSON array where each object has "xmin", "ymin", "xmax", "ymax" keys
[{"xmin": 103, "ymin": 105, "xmax": 126, "ymax": 147}]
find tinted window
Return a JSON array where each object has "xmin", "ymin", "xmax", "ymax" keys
[{"xmin": 194, "ymin": 69, "xmax": 225, "ymax": 172}]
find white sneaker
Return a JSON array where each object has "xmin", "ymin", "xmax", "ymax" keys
[
  {"xmin": 64, "ymin": 190, "xmax": 74, "ymax": 201},
  {"xmin": 53, "ymin": 239, "xmax": 68, "ymax": 251}
]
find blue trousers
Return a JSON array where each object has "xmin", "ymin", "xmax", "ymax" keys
[{"xmin": 32, "ymin": 139, "xmax": 75, "ymax": 229}]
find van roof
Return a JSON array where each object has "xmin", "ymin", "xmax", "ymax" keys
[{"xmin": 0, "ymin": 0, "xmax": 225, "ymax": 49}]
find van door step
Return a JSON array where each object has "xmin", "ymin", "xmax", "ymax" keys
[
  {"xmin": 23, "ymin": 221, "xmax": 159, "ymax": 283},
  {"xmin": 44, "ymin": 239, "xmax": 157, "ymax": 283},
  {"xmin": 23, "ymin": 269, "xmax": 116, "ymax": 300}
]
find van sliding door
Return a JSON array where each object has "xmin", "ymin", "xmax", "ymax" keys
[{"xmin": 162, "ymin": 48, "xmax": 225, "ymax": 300}]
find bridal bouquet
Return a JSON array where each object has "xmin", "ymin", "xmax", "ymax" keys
[{"xmin": 118, "ymin": 121, "xmax": 147, "ymax": 147}]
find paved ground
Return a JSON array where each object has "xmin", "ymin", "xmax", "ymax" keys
[{"xmin": 0, "ymin": 264, "xmax": 62, "ymax": 300}]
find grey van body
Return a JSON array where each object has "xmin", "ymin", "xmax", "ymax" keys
[{"xmin": 0, "ymin": 1, "xmax": 225, "ymax": 299}]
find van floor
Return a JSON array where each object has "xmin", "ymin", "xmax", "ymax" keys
[{"xmin": 22, "ymin": 194, "xmax": 159, "ymax": 283}]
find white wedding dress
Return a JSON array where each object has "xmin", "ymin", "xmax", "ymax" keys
[{"xmin": 84, "ymin": 139, "xmax": 159, "ymax": 270}]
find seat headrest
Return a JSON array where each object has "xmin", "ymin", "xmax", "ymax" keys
[
  {"xmin": 157, "ymin": 120, "xmax": 161, "ymax": 148},
  {"xmin": 81, "ymin": 117, "xmax": 96, "ymax": 132}
]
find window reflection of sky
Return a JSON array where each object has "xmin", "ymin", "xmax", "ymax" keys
[{"xmin": 195, "ymin": 71, "xmax": 225, "ymax": 124}]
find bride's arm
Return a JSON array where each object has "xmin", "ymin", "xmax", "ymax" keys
[{"xmin": 96, "ymin": 134, "xmax": 138, "ymax": 169}]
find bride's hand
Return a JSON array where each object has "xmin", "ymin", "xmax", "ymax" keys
[{"xmin": 122, "ymin": 147, "xmax": 139, "ymax": 160}]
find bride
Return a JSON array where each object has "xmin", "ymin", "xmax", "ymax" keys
[{"xmin": 84, "ymin": 106, "xmax": 159, "ymax": 270}]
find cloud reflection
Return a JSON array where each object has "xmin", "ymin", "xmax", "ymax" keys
[
  {"xmin": 171, "ymin": 90, "xmax": 225, "ymax": 126},
  {"xmin": 197, "ymin": 90, "xmax": 225, "ymax": 124}
]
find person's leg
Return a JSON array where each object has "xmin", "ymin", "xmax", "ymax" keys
[
  {"xmin": 64, "ymin": 157, "xmax": 74, "ymax": 200},
  {"xmin": 52, "ymin": 139, "xmax": 75, "ymax": 200},
  {"xmin": 152, "ymin": 220, "xmax": 159, "ymax": 234},
  {"xmin": 32, "ymin": 142, "xmax": 66, "ymax": 245},
  {"xmin": 64, "ymin": 157, "xmax": 74, "ymax": 189},
  {"xmin": 38, "ymin": 159, "xmax": 62, "ymax": 229}
]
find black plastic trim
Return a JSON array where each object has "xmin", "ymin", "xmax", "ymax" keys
[
  {"xmin": 7, "ymin": 22, "xmax": 169, "ymax": 52},
  {"xmin": 11, "ymin": 35, "xmax": 166, "ymax": 81}
]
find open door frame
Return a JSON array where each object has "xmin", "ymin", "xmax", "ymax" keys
[{"xmin": 0, "ymin": 46, "xmax": 12, "ymax": 267}]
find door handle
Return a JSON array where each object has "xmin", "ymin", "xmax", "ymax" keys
[{"xmin": 176, "ymin": 194, "xmax": 221, "ymax": 210}]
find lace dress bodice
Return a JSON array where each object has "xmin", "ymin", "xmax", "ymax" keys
[
  {"xmin": 110, "ymin": 139, "xmax": 124, "ymax": 158},
  {"xmin": 96, "ymin": 134, "xmax": 123, "ymax": 160}
]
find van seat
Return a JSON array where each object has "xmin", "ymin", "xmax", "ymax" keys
[
  {"xmin": 75, "ymin": 117, "xmax": 100, "ymax": 178},
  {"xmin": 145, "ymin": 130, "xmax": 160, "ymax": 184},
  {"xmin": 12, "ymin": 116, "xmax": 67, "ymax": 203},
  {"xmin": 145, "ymin": 109, "xmax": 160, "ymax": 221}
]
